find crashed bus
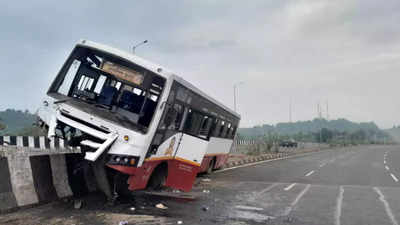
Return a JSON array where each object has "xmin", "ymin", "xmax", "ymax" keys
[{"xmin": 37, "ymin": 40, "xmax": 240, "ymax": 197}]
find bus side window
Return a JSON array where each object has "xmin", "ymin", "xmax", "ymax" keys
[
  {"xmin": 161, "ymin": 103, "xmax": 183, "ymax": 131},
  {"xmin": 225, "ymin": 123, "xmax": 232, "ymax": 139},
  {"xmin": 211, "ymin": 119, "xmax": 221, "ymax": 137},
  {"xmin": 230, "ymin": 125, "xmax": 237, "ymax": 139},
  {"xmin": 219, "ymin": 121, "xmax": 226, "ymax": 138},
  {"xmin": 183, "ymin": 109, "xmax": 203, "ymax": 136},
  {"xmin": 199, "ymin": 116, "xmax": 213, "ymax": 139}
]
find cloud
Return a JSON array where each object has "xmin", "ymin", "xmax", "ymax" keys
[{"xmin": 0, "ymin": 0, "xmax": 399, "ymax": 128}]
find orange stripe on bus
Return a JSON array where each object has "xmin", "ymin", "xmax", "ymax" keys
[
  {"xmin": 144, "ymin": 156, "xmax": 200, "ymax": 167},
  {"xmin": 175, "ymin": 157, "xmax": 201, "ymax": 167},
  {"xmin": 144, "ymin": 156, "xmax": 173, "ymax": 162},
  {"xmin": 204, "ymin": 153, "xmax": 228, "ymax": 157}
]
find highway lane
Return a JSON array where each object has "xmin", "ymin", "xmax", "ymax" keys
[
  {"xmin": 1, "ymin": 145, "xmax": 400, "ymax": 225},
  {"xmin": 193, "ymin": 145, "xmax": 400, "ymax": 224}
]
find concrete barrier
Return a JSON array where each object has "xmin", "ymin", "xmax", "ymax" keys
[
  {"xmin": 0, "ymin": 136, "xmax": 81, "ymax": 212},
  {"xmin": 0, "ymin": 156, "xmax": 17, "ymax": 212}
]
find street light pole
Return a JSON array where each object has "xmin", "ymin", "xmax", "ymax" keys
[
  {"xmin": 132, "ymin": 40, "xmax": 148, "ymax": 54},
  {"xmin": 233, "ymin": 81, "xmax": 244, "ymax": 112}
]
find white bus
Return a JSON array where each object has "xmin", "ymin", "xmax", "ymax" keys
[{"xmin": 37, "ymin": 40, "xmax": 240, "ymax": 196}]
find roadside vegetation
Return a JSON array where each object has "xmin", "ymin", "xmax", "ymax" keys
[
  {"xmin": 238, "ymin": 118, "xmax": 394, "ymax": 156},
  {"xmin": 0, "ymin": 120, "xmax": 5, "ymax": 130},
  {"xmin": 0, "ymin": 109, "xmax": 40, "ymax": 136}
]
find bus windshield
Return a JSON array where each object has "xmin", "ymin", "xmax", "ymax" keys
[{"xmin": 48, "ymin": 46, "xmax": 165, "ymax": 133}]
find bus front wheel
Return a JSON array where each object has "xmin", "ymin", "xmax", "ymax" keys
[{"xmin": 147, "ymin": 163, "xmax": 168, "ymax": 190}]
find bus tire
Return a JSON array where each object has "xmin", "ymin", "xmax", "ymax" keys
[
  {"xmin": 206, "ymin": 158, "xmax": 216, "ymax": 174},
  {"xmin": 114, "ymin": 173, "xmax": 131, "ymax": 197},
  {"xmin": 147, "ymin": 163, "xmax": 168, "ymax": 190}
]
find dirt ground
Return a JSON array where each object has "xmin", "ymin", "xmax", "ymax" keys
[{"xmin": 0, "ymin": 175, "xmax": 220, "ymax": 225}]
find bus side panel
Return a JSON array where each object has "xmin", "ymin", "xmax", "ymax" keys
[
  {"xmin": 174, "ymin": 134, "xmax": 208, "ymax": 165},
  {"xmin": 165, "ymin": 134, "xmax": 208, "ymax": 191},
  {"xmin": 108, "ymin": 160, "xmax": 162, "ymax": 191},
  {"xmin": 206, "ymin": 137, "xmax": 233, "ymax": 169},
  {"xmin": 165, "ymin": 159, "xmax": 200, "ymax": 192}
]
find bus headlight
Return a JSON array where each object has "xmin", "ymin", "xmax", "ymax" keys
[{"xmin": 108, "ymin": 154, "xmax": 139, "ymax": 167}]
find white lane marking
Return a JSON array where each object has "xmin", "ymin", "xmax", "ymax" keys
[
  {"xmin": 234, "ymin": 210, "xmax": 275, "ymax": 221},
  {"xmin": 319, "ymin": 162, "xmax": 326, "ymax": 167},
  {"xmin": 385, "ymin": 166, "xmax": 390, "ymax": 171},
  {"xmin": 373, "ymin": 187, "xmax": 399, "ymax": 225},
  {"xmin": 390, "ymin": 173, "xmax": 399, "ymax": 182},
  {"xmin": 235, "ymin": 205, "xmax": 264, "ymax": 211},
  {"xmin": 257, "ymin": 183, "xmax": 279, "ymax": 196},
  {"xmin": 384, "ymin": 159, "xmax": 387, "ymax": 164},
  {"xmin": 283, "ymin": 184, "xmax": 311, "ymax": 216},
  {"xmin": 305, "ymin": 170, "xmax": 315, "ymax": 177},
  {"xmin": 335, "ymin": 186, "xmax": 344, "ymax": 225},
  {"xmin": 284, "ymin": 183, "xmax": 297, "ymax": 191}
]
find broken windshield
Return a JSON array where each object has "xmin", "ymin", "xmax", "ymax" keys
[{"xmin": 48, "ymin": 46, "xmax": 165, "ymax": 132}]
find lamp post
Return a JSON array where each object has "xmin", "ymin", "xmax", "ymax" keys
[
  {"xmin": 233, "ymin": 81, "xmax": 244, "ymax": 112},
  {"xmin": 132, "ymin": 40, "xmax": 148, "ymax": 54}
]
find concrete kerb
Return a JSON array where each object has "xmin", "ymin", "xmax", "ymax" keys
[
  {"xmin": 0, "ymin": 144, "xmax": 81, "ymax": 212},
  {"xmin": 223, "ymin": 148, "xmax": 327, "ymax": 170}
]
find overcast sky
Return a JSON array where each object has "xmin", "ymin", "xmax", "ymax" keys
[{"xmin": 1, "ymin": 0, "xmax": 400, "ymax": 128}]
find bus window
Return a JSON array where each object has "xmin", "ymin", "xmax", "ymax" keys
[
  {"xmin": 159, "ymin": 103, "xmax": 184, "ymax": 131},
  {"xmin": 230, "ymin": 125, "xmax": 237, "ymax": 139},
  {"xmin": 77, "ymin": 75, "xmax": 94, "ymax": 91},
  {"xmin": 199, "ymin": 116, "xmax": 212, "ymax": 138},
  {"xmin": 183, "ymin": 109, "xmax": 203, "ymax": 136},
  {"xmin": 58, "ymin": 60, "xmax": 81, "ymax": 95},
  {"xmin": 225, "ymin": 123, "xmax": 232, "ymax": 138},
  {"xmin": 93, "ymin": 75, "xmax": 107, "ymax": 94},
  {"xmin": 219, "ymin": 121, "xmax": 226, "ymax": 138},
  {"xmin": 211, "ymin": 119, "xmax": 221, "ymax": 137},
  {"xmin": 50, "ymin": 46, "xmax": 166, "ymax": 131}
]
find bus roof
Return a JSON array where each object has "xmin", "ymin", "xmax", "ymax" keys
[{"xmin": 78, "ymin": 39, "xmax": 240, "ymax": 119}]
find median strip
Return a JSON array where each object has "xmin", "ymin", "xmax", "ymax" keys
[{"xmin": 218, "ymin": 147, "xmax": 338, "ymax": 173}]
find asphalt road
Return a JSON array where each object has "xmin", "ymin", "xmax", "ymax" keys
[
  {"xmin": 200, "ymin": 145, "xmax": 400, "ymax": 225},
  {"xmin": 1, "ymin": 145, "xmax": 400, "ymax": 225}
]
